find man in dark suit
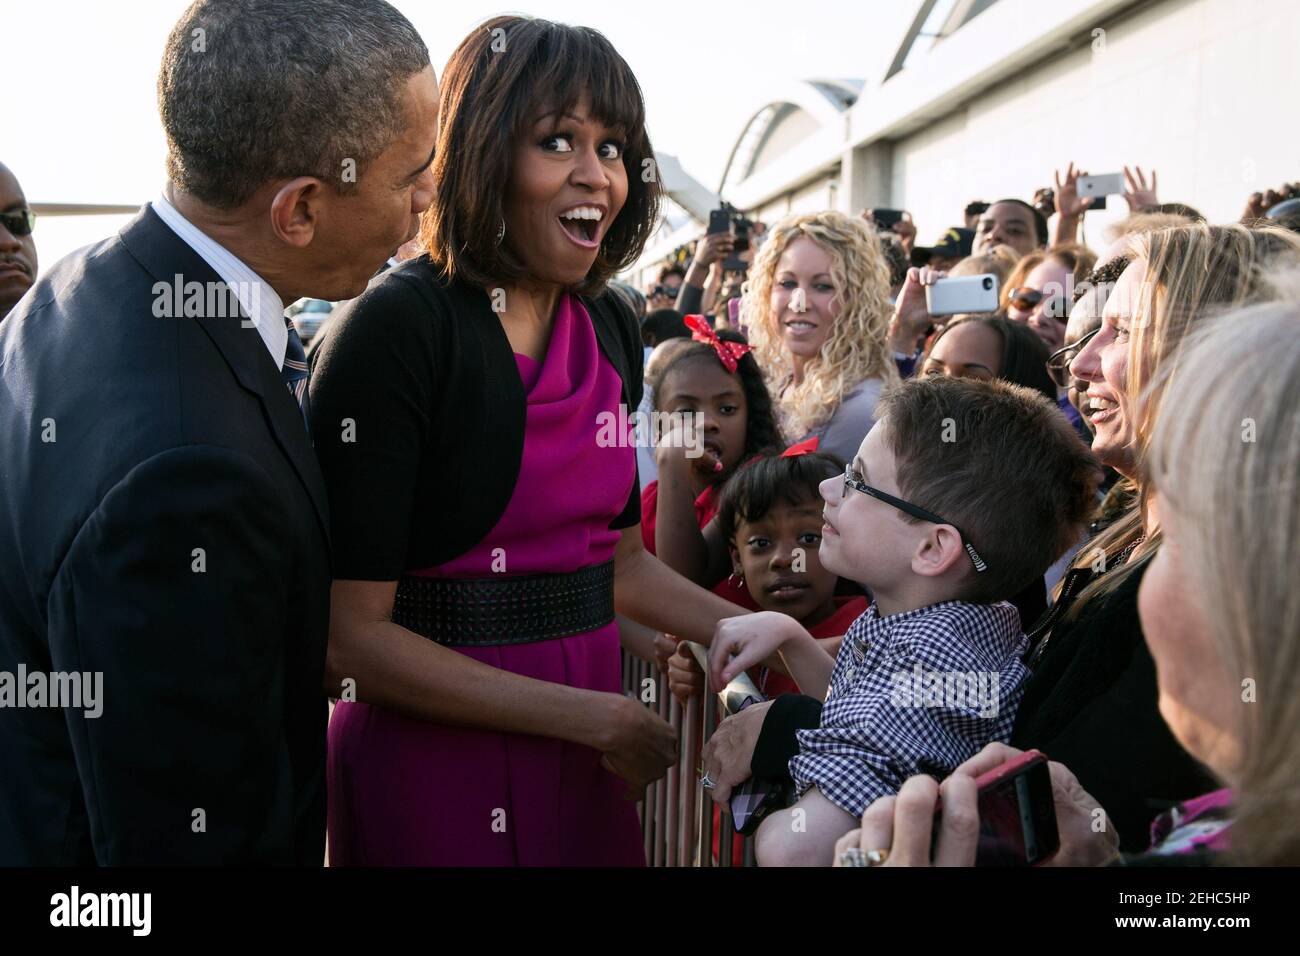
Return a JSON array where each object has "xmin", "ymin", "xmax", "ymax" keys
[{"xmin": 0, "ymin": 0, "xmax": 438, "ymax": 864}]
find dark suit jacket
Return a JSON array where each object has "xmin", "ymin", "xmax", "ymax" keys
[{"xmin": 0, "ymin": 206, "xmax": 330, "ymax": 864}]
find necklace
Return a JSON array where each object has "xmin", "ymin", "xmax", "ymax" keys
[
  {"xmin": 1029, "ymin": 531, "xmax": 1148, "ymax": 667},
  {"xmin": 1115, "ymin": 532, "xmax": 1148, "ymax": 567}
]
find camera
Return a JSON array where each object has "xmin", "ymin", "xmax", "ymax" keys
[{"xmin": 708, "ymin": 202, "xmax": 754, "ymax": 272}]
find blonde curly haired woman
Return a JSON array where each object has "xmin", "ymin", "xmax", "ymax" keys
[{"xmin": 741, "ymin": 211, "xmax": 898, "ymax": 461}]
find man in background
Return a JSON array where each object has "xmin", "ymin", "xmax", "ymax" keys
[{"xmin": 0, "ymin": 162, "xmax": 38, "ymax": 321}]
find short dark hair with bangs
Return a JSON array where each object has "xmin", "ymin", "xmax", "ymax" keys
[
  {"xmin": 716, "ymin": 452, "xmax": 845, "ymax": 547},
  {"xmin": 420, "ymin": 16, "xmax": 660, "ymax": 295},
  {"xmin": 878, "ymin": 376, "xmax": 1099, "ymax": 604}
]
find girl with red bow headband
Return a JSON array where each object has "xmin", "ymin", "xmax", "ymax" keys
[{"xmin": 640, "ymin": 319, "xmax": 783, "ymax": 608}]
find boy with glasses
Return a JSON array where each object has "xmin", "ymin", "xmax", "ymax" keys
[{"xmin": 708, "ymin": 376, "xmax": 1099, "ymax": 864}]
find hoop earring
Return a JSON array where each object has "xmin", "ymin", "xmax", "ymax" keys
[
  {"xmin": 496, "ymin": 218, "xmax": 506, "ymax": 244},
  {"xmin": 727, "ymin": 570, "xmax": 744, "ymax": 589}
]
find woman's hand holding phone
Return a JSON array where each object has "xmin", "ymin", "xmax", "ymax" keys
[
  {"xmin": 836, "ymin": 743, "xmax": 1122, "ymax": 867},
  {"xmin": 955, "ymin": 743, "xmax": 1118, "ymax": 867},
  {"xmin": 835, "ymin": 773, "xmax": 981, "ymax": 866},
  {"xmin": 888, "ymin": 266, "xmax": 947, "ymax": 354}
]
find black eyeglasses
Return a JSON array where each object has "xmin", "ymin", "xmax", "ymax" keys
[
  {"xmin": 840, "ymin": 464, "xmax": 988, "ymax": 572},
  {"xmin": 0, "ymin": 209, "xmax": 35, "ymax": 238},
  {"xmin": 1045, "ymin": 326, "xmax": 1099, "ymax": 387}
]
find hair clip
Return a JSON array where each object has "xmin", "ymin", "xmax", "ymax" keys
[
  {"xmin": 684, "ymin": 314, "xmax": 752, "ymax": 373},
  {"xmin": 781, "ymin": 437, "xmax": 821, "ymax": 457}
]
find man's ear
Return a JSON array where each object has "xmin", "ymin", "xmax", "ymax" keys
[
  {"xmin": 911, "ymin": 524, "xmax": 967, "ymax": 579},
  {"xmin": 269, "ymin": 176, "xmax": 326, "ymax": 248}
]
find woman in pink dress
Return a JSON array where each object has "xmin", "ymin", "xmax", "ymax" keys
[{"xmin": 308, "ymin": 16, "xmax": 746, "ymax": 865}]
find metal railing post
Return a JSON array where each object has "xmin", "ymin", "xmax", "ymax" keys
[
  {"xmin": 665, "ymin": 695, "xmax": 680, "ymax": 867},
  {"xmin": 698, "ymin": 690, "xmax": 715, "ymax": 866},
  {"xmin": 621, "ymin": 643, "xmax": 764, "ymax": 867},
  {"xmin": 654, "ymin": 674, "xmax": 670, "ymax": 866},
  {"xmin": 677, "ymin": 693, "xmax": 700, "ymax": 865}
]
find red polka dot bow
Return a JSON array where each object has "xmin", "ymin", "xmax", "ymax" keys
[{"xmin": 684, "ymin": 314, "xmax": 753, "ymax": 374}]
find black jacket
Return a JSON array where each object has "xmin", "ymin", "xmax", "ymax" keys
[
  {"xmin": 307, "ymin": 258, "xmax": 643, "ymax": 580},
  {"xmin": 1011, "ymin": 560, "xmax": 1218, "ymax": 852},
  {"xmin": 0, "ymin": 206, "xmax": 330, "ymax": 864}
]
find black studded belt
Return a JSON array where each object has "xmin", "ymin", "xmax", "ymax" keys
[{"xmin": 390, "ymin": 559, "xmax": 616, "ymax": 647}]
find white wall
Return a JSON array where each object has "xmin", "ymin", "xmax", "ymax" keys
[{"xmin": 892, "ymin": 0, "xmax": 1300, "ymax": 238}]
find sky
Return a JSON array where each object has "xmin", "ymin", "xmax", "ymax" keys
[{"xmin": 4, "ymin": 0, "xmax": 917, "ymax": 274}]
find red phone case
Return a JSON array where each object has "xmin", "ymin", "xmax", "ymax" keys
[
  {"xmin": 932, "ymin": 749, "xmax": 1056, "ymax": 866},
  {"xmin": 971, "ymin": 749, "xmax": 1048, "ymax": 792}
]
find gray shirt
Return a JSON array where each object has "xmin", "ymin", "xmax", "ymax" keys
[{"xmin": 798, "ymin": 377, "xmax": 885, "ymax": 464}]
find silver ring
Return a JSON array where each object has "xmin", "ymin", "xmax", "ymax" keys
[
  {"xmin": 838, "ymin": 847, "xmax": 867, "ymax": 867},
  {"xmin": 839, "ymin": 846, "xmax": 889, "ymax": 867},
  {"xmin": 699, "ymin": 773, "xmax": 716, "ymax": 790}
]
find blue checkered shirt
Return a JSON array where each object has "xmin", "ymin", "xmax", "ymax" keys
[{"xmin": 789, "ymin": 600, "xmax": 1029, "ymax": 817}]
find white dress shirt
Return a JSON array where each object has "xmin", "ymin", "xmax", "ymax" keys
[{"xmin": 151, "ymin": 192, "xmax": 288, "ymax": 370}]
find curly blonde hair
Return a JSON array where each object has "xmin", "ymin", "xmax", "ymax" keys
[{"xmin": 740, "ymin": 211, "xmax": 898, "ymax": 440}]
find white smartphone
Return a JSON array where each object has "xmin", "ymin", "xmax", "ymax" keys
[
  {"xmin": 1077, "ymin": 173, "xmax": 1124, "ymax": 198},
  {"xmin": 926, "ymin": 274, "xmax": 1000, "ymax": 317}
]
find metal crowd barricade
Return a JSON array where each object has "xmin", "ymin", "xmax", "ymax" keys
[{"xmin": 622, "ymin": 642, "xmax": 760, "ymax": 867}]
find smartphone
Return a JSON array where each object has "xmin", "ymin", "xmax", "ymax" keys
[
  {"xmin": 707, "ymin": 208, "xmax": 731, "ymax": 236},
  {"xmin": 933, "ymin": 750, "xmax": 1060, "ymax": 866},
  {"xmin": 925, "ymin": 273, "xmax": 999, "ymax": 316},
  {"xmin": 1077, "ymin": 172, "xmax": 1124, "ymax": 198},
  {"xmin": 869, "ymin": 208, "xmax": 904, "ymax": 231},
  {"xmin": 724, "ymin": 692, "xmax": 784, "ymax": 835},
  {"xmin": 731, "ymin": 775, "xmax": 787, "ymax": 835}
]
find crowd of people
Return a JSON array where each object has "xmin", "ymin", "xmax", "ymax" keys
[{"xmin": 1, "ymin": 0, "xmax": 1297, "ymax": 869}]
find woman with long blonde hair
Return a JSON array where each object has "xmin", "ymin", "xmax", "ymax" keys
[
  {"xmin": 1006, "ymin": 222, "xmax": 1300, "ymax": 850},
  {"xmin": 741, "ymin": 211, "xmax": 898, "ymax": 461}
]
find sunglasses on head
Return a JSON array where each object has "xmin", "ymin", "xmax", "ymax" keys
[
  {"xmin": 1045, "ymin": 326, "xmax": 1099, "ymax": 388},
  {"xmin": 840, "ymin": 464, "xmax": 988, "ymax": 572},
  {"xmin": 1, "ymin": 209, "xmax": 35, "ymax": 238}
]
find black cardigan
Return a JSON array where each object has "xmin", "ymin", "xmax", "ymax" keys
[
  {"xmin": 1009, "ymin": 559, "xmax": 1217, "ymax": 852},
  {"xmin": 308, "ymin": 257, "xmax": 644, "ymax": 580}
]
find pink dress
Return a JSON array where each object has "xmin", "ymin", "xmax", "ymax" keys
[{"xmin": 326, "ymin": 293, "xmax": 645, "ymax": 866}]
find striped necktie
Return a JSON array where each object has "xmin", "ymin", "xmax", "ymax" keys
[{"xmin": 282, "ymin": 316, "xmax": 311, "ymax": 431}]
